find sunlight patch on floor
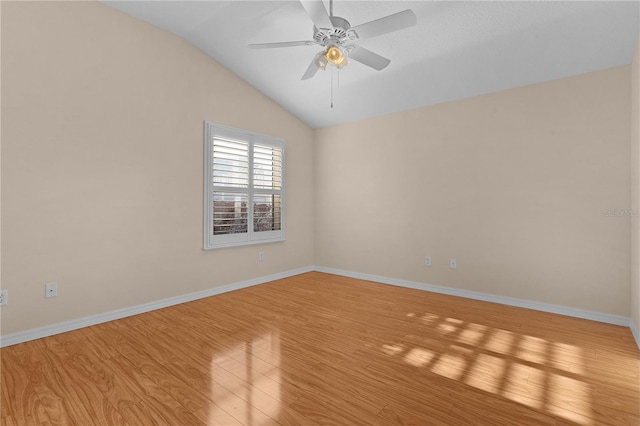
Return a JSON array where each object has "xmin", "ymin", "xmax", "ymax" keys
[
  {"xmin": 552, "ymin": 342, "xmax": 584, "ymax": 374},
  {"xmin": 465, "ymin": 353, "xmax": 505, "ymax": 393},
  {"xmin": 548, "ymin": 374, "xmax": 594, "ymax": 425},
  {"xmin": 397, "ymin": 313, "xmax": 597, "ymax": 426},
  {"xmin": 420, "ymin": 313, "xmax": 439, "ymax": 325},
  {"xmin": 437, "ymin": 322, "xmax": 458, "ymax": 335},
  {"xmin": 502, "ymin": 363, "xmax": 544, "ymax": 409},
  {"xmin": 431, "ymin": 353, "xmax": 467, "ymax": 380},
  {"xmin": 382, "ymin": 343, "xmax": 405, "ymax": 356},
  {"xmin": 457, "ymin": 323, "xmax": 488, "ymax": 346},
  {"xmin": 404, "ymin": 348, "xmax": 435, "ymax": 367},
  {"xmin": 431, "ymin": 345, "xmax": 472, "ymax": 380},
  {"xmin": 484, "ymin": 329, "xmax": 514, "ymax": 354},
  {"xmin": 515, "ymin": 335, "xmax": 548, "ymax": 364}
]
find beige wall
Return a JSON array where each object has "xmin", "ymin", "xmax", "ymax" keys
[
  {"xmin": 1, "ymin": 2, "xmax": 314, "ymax": 334},
  {"xmin": 631, "ymin": 34, "xmax": 640, "ymax": 334},
  {"xmin": 315, "ymin": 66, "xmax": 631, "ymax": 316}
]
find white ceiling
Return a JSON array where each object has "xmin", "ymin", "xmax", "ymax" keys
[{"xmin": 104, "ymin": 1, "xmax": 639, "ymax": 128}]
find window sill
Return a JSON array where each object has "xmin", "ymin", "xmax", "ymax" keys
[{"xmin": 202, "ymin": 238, "xmax": 286, "ymax": 251}]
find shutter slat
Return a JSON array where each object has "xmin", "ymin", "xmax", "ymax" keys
[
  {"xmin": 252, "ymin": 145, "xmax": 283, "ymax": 191},
  {"xmin": 212, "ymin": 137, "xmax": 249, "ymax": 188}
]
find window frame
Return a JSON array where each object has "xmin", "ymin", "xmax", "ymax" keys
[{"xmin": 203, "ymin": 121, "xmax": 285, "ymax": 250}]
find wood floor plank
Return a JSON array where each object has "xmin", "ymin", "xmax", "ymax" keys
[
  {"xmin": 46, "ymin": 344, "xmax": 128, "ymax": 426},
  {"xmin": 1, "ymin": 349, "xmax": 49, "ymax": 425},
  {"xmin": 123, "ymin": 348, "xmax": 212, "ymax": 413},
  {"xmin": 2, "ymin": 416, "xmax": 17, "ymax": 426},
  {"xmin": 378, "ymin": 404, "xmax": 459, "ymax": 426},
  {"xmin": 18, "ymin": 347, "xmax": 96, "ymax": 425},
  {"xmin": 192, "ymin": 402, "xmax": 244, "ymax": 426},
  {"xmin": 209, "ymin": 365, "xmax": 318, "ymax": 426},
  {"xmin": 213, "ymin": 364, "xmax": 298, "ymax": 406},
  {"xmin": 289, "ymin": 394, "xmax": 391, "ymax": 426},
  {"xmin": 104, "ymin": 355, "xmax": 206, "ymax": 426},
  {"xmin": 1, "ymin": 271, "xmax": 638, "ymax": 425},
  {"xmin": 192, "ymin": 380, "xmax": 281, "ymax": 426},
  {"xmin": 313, "ymin": 356, "xmax": 456, "ymax": 421}
]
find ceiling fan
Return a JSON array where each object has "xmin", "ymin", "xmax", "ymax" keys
[{"xmin": 248, "ymin": 0, "xmax": 417, "ymax": 80}]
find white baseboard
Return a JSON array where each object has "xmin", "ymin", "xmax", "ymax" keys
[
  {"xmin": 314, "ymin": 266, "xmax": 632, "ymax": 327},
  {"xmin": 631, "ymin": 319, "xmax": 640, "ymax": 350},
  {"xmin": 3, "ymin": 265, "xmax": 639, "ymax": 351},
  {"xmin": 0, "ymin": 266, "xmax": 314, "ymax": 348}
]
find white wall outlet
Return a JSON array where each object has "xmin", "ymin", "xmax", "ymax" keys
[
  {"xmin": 449, "ymin": 258, "xmax": 457, "ymax": 269},
  {"xmin": 258, "ymin": 251, "xmax": 265, "ymax": 261},
  {"xmin": 424, "ymin": 256, "xmax": 432, "ymax": 267},
  {"xmin": 45, "ymin": 282, "xmax": 58, "ymax": 298},
  {"xmin": 0, "ymin": 290, "xmax": 7, "ymax": 306}
]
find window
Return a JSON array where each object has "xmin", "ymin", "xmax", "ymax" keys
[{"xmin": 203, "ymin": 122, "xmax": 284, "ymax": 249}]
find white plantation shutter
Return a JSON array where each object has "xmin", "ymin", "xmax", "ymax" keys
[
  {"xmin": 212, "ymin": 138, "xmax": 249, "ymax": 188},
  {"xmin": 252, "ymin": 143, "xmax": 283, "ymax": 241},
  {"xmin": 253, "ymin": 144, "xmax": 282, "ymax": 190},
  {"xmin": 204, "ymin": 122, "xmax": 285, "ymax": 249}
]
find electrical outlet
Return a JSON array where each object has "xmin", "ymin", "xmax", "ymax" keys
[
  {"xmin": 45, "ymin": 282, "xmax": 58, "ymax": 298},
  {"xmin": 449, "ymin": 258, "xmax": 457, "ymax": 269},
  {"xmin": 258, "ymin": 251, "xmax": 265, "ymax": 261},
  {"xmin": 0, "ymin": 290, "xmax": 7, "ymax": 306},
  {"xmin": 424, "ymin": 256, "xmax": 432, "ymax": 267}
]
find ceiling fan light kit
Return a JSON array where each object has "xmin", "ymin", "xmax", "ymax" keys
[
  {"xmin": 248, "ymin": 0, "xmax": 417, "ymax": 80},
  {"xmin": 314, "ymin": 53, "xmax": 328, "ymax": 71},
  {"xmin": 324, "ymin": 45, "xmax": 347, "ymax": 68}
]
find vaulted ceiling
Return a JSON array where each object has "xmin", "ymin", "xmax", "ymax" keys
[{"xmin": 104, "ymin": 1, "xmax": 639, "ymax": 128}]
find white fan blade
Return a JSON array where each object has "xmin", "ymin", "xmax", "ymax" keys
[
  {"xmin": 301, "ymin": 52, "xmax": 324, "ymax": 80},
  {"xmin": 351, "ymin": 9, "xmax": 417, "ymax": 40},
  {"xmin": 347, "ymin": 45, "xmax": 390, "ymax": 71},
  {"xmin": 249, "ymin": 41, "xmax": 315, "ymax": 49},
  {"xmin": 300, "ymin": 0, "xmax": 333, "ymax": 29}
]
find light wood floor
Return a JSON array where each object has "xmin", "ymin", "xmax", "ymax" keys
[{"xmin": 1, "ymin": 272, "xmax": 639, "ymax": 426}]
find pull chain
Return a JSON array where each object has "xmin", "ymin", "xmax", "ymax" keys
[{"xmin": 331, "ymin": 67, "xmax": 334, "ymax": 108}]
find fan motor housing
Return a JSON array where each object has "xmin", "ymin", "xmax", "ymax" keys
[{"xmin": 314, "ymin": 16, "xmax": 353, "ymax": 46}]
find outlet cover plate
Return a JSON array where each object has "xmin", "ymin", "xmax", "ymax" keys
[{"xmin": 45, "ymin": 282, "xmax": 58, "ymax": 298}]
